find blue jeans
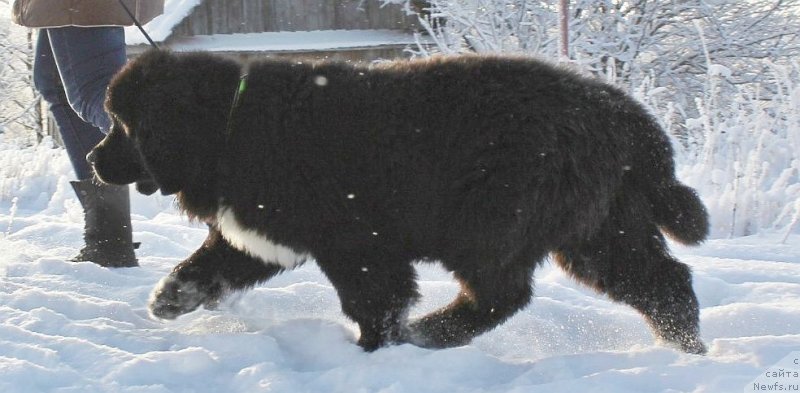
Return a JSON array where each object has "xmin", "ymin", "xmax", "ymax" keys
[{"xmin": 33, "ymin": 27, "xmax": 126, "ymax": 180}]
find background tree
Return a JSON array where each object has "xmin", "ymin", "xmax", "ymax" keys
[
  {"xmin": 402, "ymin": 1, "xmax": 800, "ymax": 105},
  {"xmin": 0, "ymin": 0, "xmax": 41, "ymax": 143}
]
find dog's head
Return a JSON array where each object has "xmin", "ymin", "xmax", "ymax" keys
[
  {"xmin": 89, "ymin": 50, "xmax": 242, "ymax": 196},
  {"xmin": 87, "ymin": 117, "xmax": 158, "ymax": 195}
]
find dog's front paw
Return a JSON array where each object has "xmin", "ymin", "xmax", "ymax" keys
[{"xmin": 148, "ymin": 274, "xmax": 222, "ymax": 320}]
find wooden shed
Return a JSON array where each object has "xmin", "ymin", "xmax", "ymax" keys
[{"xmin": 129, "ymin": 0, "xmax": 424, "ymax": 61}]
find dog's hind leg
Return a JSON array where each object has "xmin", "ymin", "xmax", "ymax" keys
[
  {"xmin": 553, "ymin": 193, "xmax": 706, "ymax": 354},
  {"xmin": 317, "ymin": 250, "xmax": 420, "ymax": 351},
  {"xmin": 406, "ymin": 248, "xmax": 540, "ymax": 349},
  {"xmin": 149, "ymin": 226, "xmax": 284, "ymax": 320}
]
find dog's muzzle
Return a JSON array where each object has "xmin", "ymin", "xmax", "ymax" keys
[{"xmin": 87, "ymin": 132, "xmax": 160, "ymax": 196}]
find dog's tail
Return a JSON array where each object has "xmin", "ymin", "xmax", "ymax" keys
[
  {"xmin": 628, "ymin": 114, "xmax": 709, "ymax": 246},
  {"xmin": 647, "ymin": 181, "xmax": 709, "ymax": 245}
]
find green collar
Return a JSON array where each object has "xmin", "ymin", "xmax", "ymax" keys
[{"xmin": 224, "ymin": 74, "xmax": 249, "ymax": 137}]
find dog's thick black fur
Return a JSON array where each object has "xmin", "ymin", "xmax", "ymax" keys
[{"xmin": 89, "ymin": 50, "xmax": 709, "ymax": 354}]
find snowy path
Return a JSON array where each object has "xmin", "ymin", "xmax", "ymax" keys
[{"xmin": 2, "ymin": 142, "xmax": 800, "ymax": 393}]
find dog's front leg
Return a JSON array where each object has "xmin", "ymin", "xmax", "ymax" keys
[{"xmin": 149, "ymin": 226, "xmax": 284, "ymax": 319}]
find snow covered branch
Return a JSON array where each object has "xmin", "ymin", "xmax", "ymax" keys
[{"xmin": 0, "ymin": 5, "xmax": 40, "ymax": 142}]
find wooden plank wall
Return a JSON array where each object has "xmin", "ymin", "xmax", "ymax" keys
[{"xmin": 171, "ymin": 0, "xmax": 418, "ymax": 37}]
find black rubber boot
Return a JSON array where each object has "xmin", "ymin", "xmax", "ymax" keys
[{"xmin": 70, "ymin": 179, "xmax": 138, "ymax": 268}]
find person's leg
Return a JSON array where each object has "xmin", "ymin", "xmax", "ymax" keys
[
  {"xmin": 32, "ymin": 30, "xmax": 103, "ymax": 180},
  {"xmin": 33, "ymin": 27, "xmax": 136, "ymax": 268},
  {"xmin": 45, "ymin": 26, "xmax": 127, "ymax": 133}
]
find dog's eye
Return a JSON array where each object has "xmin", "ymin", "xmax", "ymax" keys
[{"xmin": 111, "ymin": 116, "xmax": 135, "ymax": 138}]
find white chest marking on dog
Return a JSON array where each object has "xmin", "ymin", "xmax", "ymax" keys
[{"xmin": 216, "ymin": 206, "xmax": 309, "ymax": 269}]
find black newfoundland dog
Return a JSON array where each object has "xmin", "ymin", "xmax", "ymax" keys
[{"xmin": 89, "ymin": 50, "xmax": 709, "ymax": 354}]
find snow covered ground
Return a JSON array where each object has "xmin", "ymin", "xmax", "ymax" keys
[{"xmin": 2, "ymin": 136, "xmax": 800, "ymax": 393}]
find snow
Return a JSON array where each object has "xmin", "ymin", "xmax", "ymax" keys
[
  {"xmin": 124, "ymin": 0, "xmax": 203, "ymax": 45},
  {"xmin": 4, "ymin": 0, "xmax": 799, "ymax": 390},
  {"xmin": 2, "ymin": 137, "xmax": 800, "ymax": 392},
  {"xmin": 707, "ymin": 64, "xmax": 732, "ymax": 78}
]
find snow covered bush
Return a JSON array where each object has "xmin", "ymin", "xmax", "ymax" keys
[
  {"xmin": 670, "ymin": 61, "xmax": 800, "ymax": 238},
  {"xmin": 404, "ymin": 1, "xmax": 800, "ymax": 90}
]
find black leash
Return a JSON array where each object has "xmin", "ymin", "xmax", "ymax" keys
[{"xmin": 117, "ymin": 0, "xmax": 159, "ymax": 49}]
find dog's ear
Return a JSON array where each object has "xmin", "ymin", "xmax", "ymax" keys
[
  {"xmin": 135, "ymin": 115, "xmax": 201, "ymax": 195},
  {"xmin": 106, "ymin": 50, "xmax": 177, "ymax": 122}
]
